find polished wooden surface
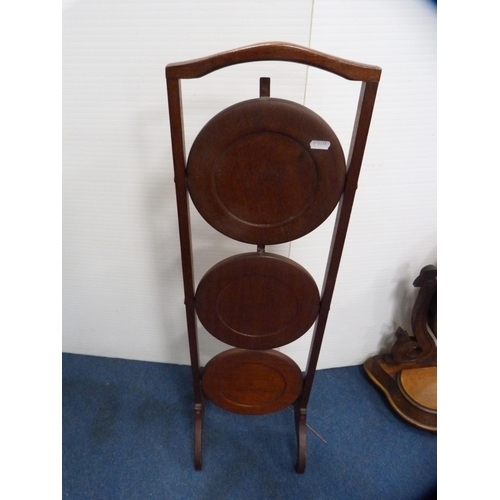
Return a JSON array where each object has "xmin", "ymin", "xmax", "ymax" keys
[
  {"xmin": 364, "ymin": 265, "xmax": 437, "ymax": 431},
  {"xmin": 399, "ymin": 367, "xmax": 437, "ymax": 411},
  {"xmin": 202, "ymin": 349, "xmax": 303, "ymax": 415},
  {"xmin": 187, "ymin": 98, "xmax": 346, "ymax": 244},
  {"xmin": 195, "ymin": 252, "xmax": 320, "ymax": 349},
  {"xmin": 166, "ymin": 41, "xmax": 381, "ymax": 82},
  {"xmin": 167, "ymin": 41, "xmax": 381, "ymax": 471}
]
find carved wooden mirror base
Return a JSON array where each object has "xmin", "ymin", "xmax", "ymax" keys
[{"xmin": 364, "ymin": 266, "xmax": 437, "ymax": 431}]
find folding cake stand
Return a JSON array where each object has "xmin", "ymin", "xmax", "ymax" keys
[{"xmin": 166, "ymin": 42, "xmax": 381, "ymax": 472}]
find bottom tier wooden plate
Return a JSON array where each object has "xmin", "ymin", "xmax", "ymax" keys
[{"xmin": 201, "ymin": 349, "xmax": 303, "ymax": 415}]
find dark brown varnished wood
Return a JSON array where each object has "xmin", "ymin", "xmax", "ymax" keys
[
  {"xmin": 294, "ymin": 403, "xmax": 307, "ymax": 473},
  {"xmin": 259, "ymin": 77, "xmax": 270, "ymax": 98},
  {"xmin": 201, "ymin": 349, "xmax": 303, "ymax": 415},
  {"xmin": 364, "ymin": 265, "xmax": 437, "ymax": 431},
  {"xmin": 299, "ymin": 80, "xmax": 380, "ymax": 411},
  {"xmin": 364, "ymin": 358, "xmax": 436, "ymax": 431},
  {"xmin": 390, "ymin": 265, "xmax": 437, "ymax": 366},
  {"xmin": 167, "ymin": 78, "xmax": 205, "ymax": 447},
  {"xmin": 166, "ymin": 42, "xmax": 381, "ymax": 471},
  {"xmin": 194, "ymin": 404, "xmax": 203, "ymax": 470},
  {"xmin": 187, "ymin": 98, "xmax": 346, "ymax": 244},
  {"xmin": 166, "ymin": 41, "xmax": 381, "ymax": 82},
  {"xmin": 195, "ymin": 252, "xmax": 320, "ymax": 350}
]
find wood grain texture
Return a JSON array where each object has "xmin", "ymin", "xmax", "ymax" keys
[
  {"xmin": 364, "ymin": 265, "xmax": 437, "ymax": 431},
  {"xmin": 167, "ymin": 41, "xmax": 381, "ymax": 470},
  {"xmin": 195, "ymin": 252, "xmax": 320, "ymax": 350},
  {"xmin": 194, "ymin": 404, "xmax": 203, "ymax": 470},
  {"xmin": 294, "ymin": 403, "xmax": 307, "ymax": 473},
  {"xmin": 364, "ymin": 356, "xmax": 436, "ymax": 431},
  {"xmin": 187, "ymin": 97, "xmax": 346, "ymax": 244},
  {"xmin": 166, "ymin": 41, "xmax": 381, "ymax": 82},
  {"xmin": 399, "ymin": 367, "xmax": 437, "ymax": 411},
  {"xmin": 201, "ymin": 348, "xmax": 303, "ymax": 415}
]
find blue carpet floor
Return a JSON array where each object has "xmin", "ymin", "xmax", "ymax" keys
[{"xmin": 62, "ymin": 353, "xmax": 436, "ymax": 499}]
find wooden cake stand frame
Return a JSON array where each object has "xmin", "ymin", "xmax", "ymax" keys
[{"xmin": 166, "ymin": 42, "xmax": 381, "ymax": 472}]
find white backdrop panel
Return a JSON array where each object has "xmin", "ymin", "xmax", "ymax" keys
[
  {"xmin": 63, "ymin": 0, "xmax": 436, "ymax": 369},
  {"xmin": 281, "ymin": 0, "xmax": 436, "ymax": 369}
]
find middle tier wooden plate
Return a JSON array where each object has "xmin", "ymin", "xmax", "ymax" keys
[
  {"xmin": 186, "ymin": 97, "xmax": 346, "ymax": 245},
  {"xmin": 201, "ymin": 348, "xmax": 303, "ymax": 415},
  {"xmin": 195, "ymin": 252, "xmax": 320, "ymax": 350}
]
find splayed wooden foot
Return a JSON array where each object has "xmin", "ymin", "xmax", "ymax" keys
[
  {"xmin": 294, "ymin": 403, "xmax": 307, "ymax": 473},
  {"xmin": 194, "ymin": 403, "xmax": 203, "ymax": 470}
]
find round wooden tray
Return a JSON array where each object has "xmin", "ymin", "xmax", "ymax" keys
[
  {"xmin": 195, "ymin": 252, "xmax": 320, "ymax": 349},
  {"xmin": 187, "ymin": 97, "xmax": 346, "ymax": 244},
  {"xmin": 201, "ymin": 348, "xmax": 303, "ymax": 415}
]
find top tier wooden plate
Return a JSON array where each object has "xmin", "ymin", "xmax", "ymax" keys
[{"xmin": 187, "ymin": 97, "xmax": 346, "ymax": 244}]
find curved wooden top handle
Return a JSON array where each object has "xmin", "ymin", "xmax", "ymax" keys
[{"xmin": 166, "ymin": 41, "xmax": 381, "ymax": 82}]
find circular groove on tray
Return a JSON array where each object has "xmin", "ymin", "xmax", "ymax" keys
[
  {"xmin": 187, "ymin": 98, "xmax": 346, "ymax": 244},
  {"xmin": 201, "ymin": 348, "xmax": 303, "ymax": 415},
  {"xmin": 195, "ymin": 252, "xmax": 320, "ymax": 349}
]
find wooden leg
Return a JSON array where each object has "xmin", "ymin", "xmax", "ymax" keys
[
  {"xmin": 194, "ymin": 403, "xmax": 203, "ymax": 470},
  {"xmin": 294, "ymin": 403, "xmax": 307, "ymax": 473}
]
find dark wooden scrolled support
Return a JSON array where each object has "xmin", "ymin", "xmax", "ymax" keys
[
  {"xmin": 388, "ymin": 327, "xmax": 423, "ymax": 365},
  {"xmin": 386, "ymin": 265, "xmax": 437, "ymax": 367}
]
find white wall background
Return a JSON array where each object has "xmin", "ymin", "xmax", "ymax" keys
[{"xmin": 62, "ymin": 0, "xmax": 436, "ymax": 370}]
